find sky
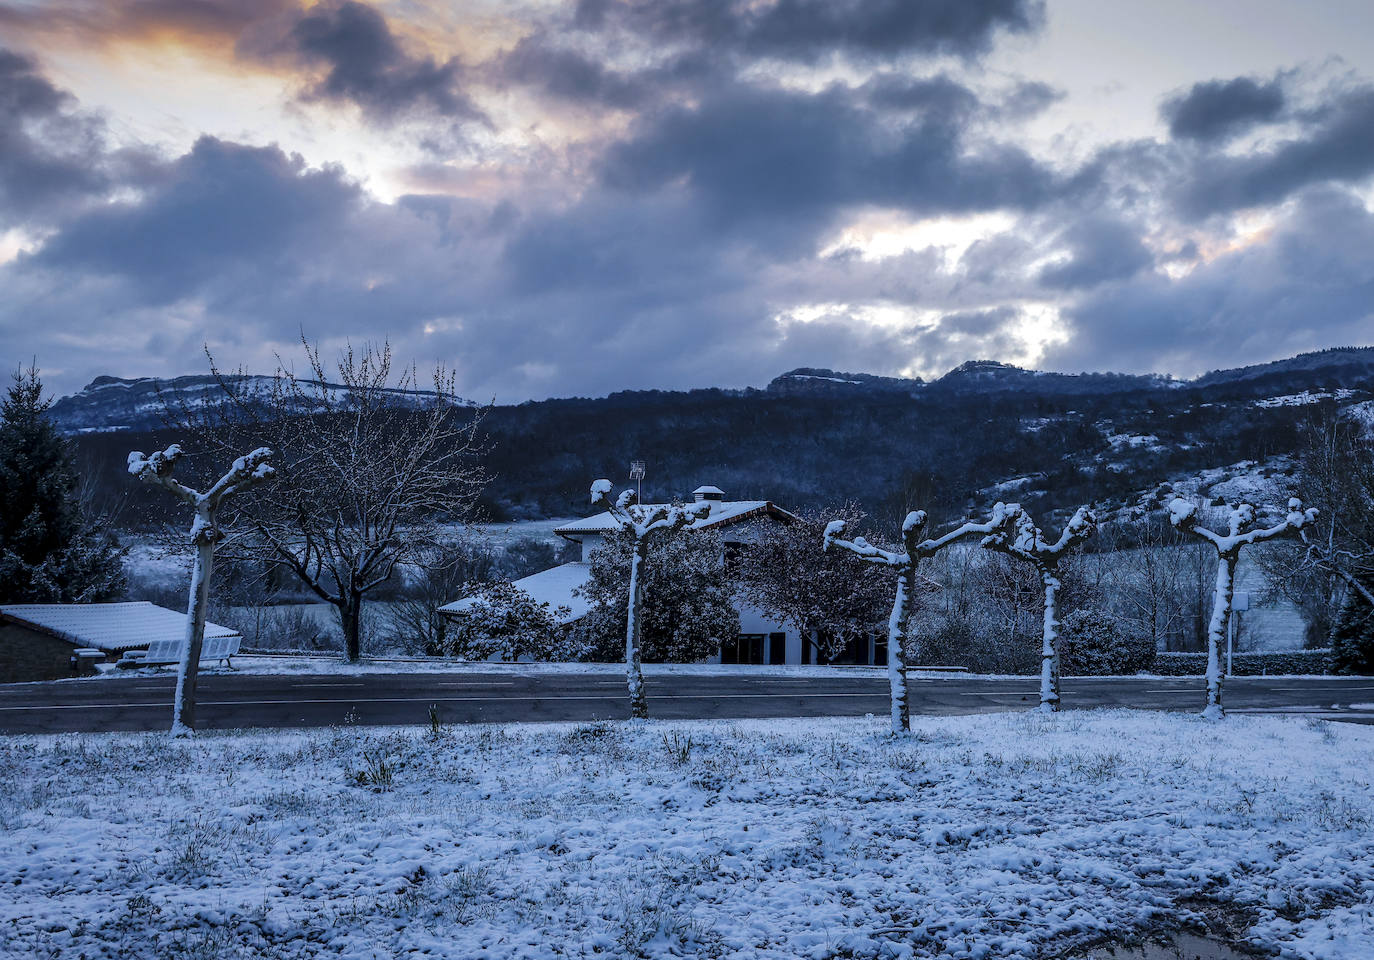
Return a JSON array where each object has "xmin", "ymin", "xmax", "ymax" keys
[{"xmin": 2, "ymin": 0, "xmax": 1373, "ymax": 402}]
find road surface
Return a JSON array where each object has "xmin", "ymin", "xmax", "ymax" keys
[{"xmin": 1, "ymin": 672, "xmax": 1372, "ymax": 733}]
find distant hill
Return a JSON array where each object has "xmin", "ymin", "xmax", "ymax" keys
[
  {"xmin": 69, "ymin": 347, "xmax": 1374, "ymax": 527},
  {"xmin": 47, "ymin": 373, "xmax": 457, "ymax": 434}
]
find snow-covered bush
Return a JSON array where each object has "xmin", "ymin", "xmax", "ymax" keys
[
  {"xmin": 577, "ymin": 527, "xmax": 738, "ymax": 665},
  {"xmin": 1152, "ymin": 649, "xmax": 1333, "ymax": 676},
  {"xmin": 1059, "ymin": 609, "xmax": 1156, "ymax": 676},
  {"xmin": 439, "ymin": 579, "xmax": 573, "ymax": 662}
]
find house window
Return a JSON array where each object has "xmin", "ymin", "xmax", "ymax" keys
[{"xmin": 720, "ymin": 633, "xmax": 766, "ymax": 664}]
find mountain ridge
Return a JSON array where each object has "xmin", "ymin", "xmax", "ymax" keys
[{"xmin": 47, "ymin": 346, "xmax": 1374, "ymax": 436}]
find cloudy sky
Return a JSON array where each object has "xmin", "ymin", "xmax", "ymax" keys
[{"xmin": 2, "ymin": 0, "xmax": 1373, "ymax": 400}]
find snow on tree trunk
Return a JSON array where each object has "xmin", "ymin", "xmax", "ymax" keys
[
  {"xmin": 886, "ymin": 566, "xmax": 912, "ymax": 734},
  {"xmin": 589, "ymin": 479, "xmax": 707, "ymax": 722},
  {"xmin": 1168, "ymin": 496, "xmax": 1316, "ymax": 722},
  {"xmin": 626, "ymin": 545, "xmax": 648, "ymax": 720},
  {"xmin": 978, "ymin": 504, "xmax": 1095, "ymax": 713},
  {"xmin": 825, "ymin": 507, "xmax": 1015, "ymax": 734},
  {"xmin": 172, "ymin": 527, "xmax": 214, "ymax": 736},
  {"xmin": 128, "ymin": 444, "xmax": 274, "ymax": 737},
  {"xmin": 1039, "ymin": 566, "xmax": 1062, "ymax": 713},
  {"xmin": 1204, "ymin": 554, "xmax": 1238, "ymax": 720}
]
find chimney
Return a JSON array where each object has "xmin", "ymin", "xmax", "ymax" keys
[{"xmin": 693, "ymin": 484, "xmax": 726, "ymax": 505}]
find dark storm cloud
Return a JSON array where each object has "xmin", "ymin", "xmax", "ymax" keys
[
  {"xmin": 34, "ymin": 138, "xmax": 361, "ymax": 303},
  {"xmin": 1175, "ymin": 81, "xmax": 1374, "ymax": 218},
  {"xmin": 572, "ymin": 0, "xmax": 1044, "ymax": 62},
  {"xmin": 599, "ymin": 83, "xmax": 1057, "ymax": 244},
  {"xmin": 1046, "ymin": 188, "xmax": 1374, "ymax": 376},
  {"xmin": 0, "ymin": 48, "xmax": 110, "ymax": 224},
  {"xmin": 1038, "ymin": 216, "xmax": 1155, "ymax": 290},
  {"xmin": 248, "ymin": 1, "xmax": 480, "ymax": 123},
  {"xmin": 1163, "ymin": 76, "xmax": 1286, "ymax": 142}
]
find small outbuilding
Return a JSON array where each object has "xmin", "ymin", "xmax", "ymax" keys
[{"xmin": 0, "ymin": 602, "xmax": 242, "ymax": 683}]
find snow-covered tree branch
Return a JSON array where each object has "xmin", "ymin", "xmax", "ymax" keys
[
  {"xmin": 590, "ymin": 479, "xmax": 708, "ymax": 719},
  {"xmin": 824, "ymin": 505, "xmax": 1018, "ymax": 733},
  {"xmin": 977, "ymin": 503, "xmax": 1096, "ymax": 713},
  {"xmin": 127, "ymin": 443, "xmax": 273, "ymax": 736},
  {"xmin": 1169, "ymin": 496, "xmax": 1316, "ymax": 719},
  {"xmin": 164, "ymin": 339, "xmax": 489, "ymax": 662}
]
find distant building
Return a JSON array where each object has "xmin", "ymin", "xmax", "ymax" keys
[
  {"xmin": 442, "ymin": 485, "xmax": 856, "ymax": 665},
  {"xmin": 0, "ymin": 602, "xmax": 241, "ymax": 683}
]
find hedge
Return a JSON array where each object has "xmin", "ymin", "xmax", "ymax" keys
[{"xmin": 1150, "ymin": 649, "xmax": 1333, "ymax": 677}]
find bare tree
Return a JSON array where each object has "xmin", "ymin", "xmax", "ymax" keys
[
  {"xmin": 980, "ymin": 503, "xmax": 1097, "ymax": 713},
  {"xmin": 1168, "ymin": 497, "xmax": 1317, "ymax": 719},
  {"xmin": 127, "ymin": 443, "xmax": 273, "ymax": 735},
  {"xmin": 589, "ymin": 480, "xmax": 707, "ymax": 719},
  {"xmin": 823, "ymin": 507, "xmax": 1012, "ymax": 734},
  {"xmin": 173, "ymin": 340, "xmax": 488, "ymax": 662}
]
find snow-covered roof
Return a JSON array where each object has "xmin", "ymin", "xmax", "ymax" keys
[
  {"xmin": 693, "ymin": 485, "xmax": 726, "ymax": 497},
  {"xmin": 438, "ymin": 562, "xmax": 594, "ymax": 624},
  {"xmin": 555, "ymin": 499, "xmax": 796, "ymax": 537},
  {"xmin": 0, "ymin": 602, "xmax": 240, "ymax": 653}
]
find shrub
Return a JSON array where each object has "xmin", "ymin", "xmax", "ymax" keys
[
  {"xmin": 1059, "ymin": 609, "xmax": 1156, "ymax": 675},
  {"xmin": 1152, "ymin": 649, "xmax": 1334, "ymax": 676}
]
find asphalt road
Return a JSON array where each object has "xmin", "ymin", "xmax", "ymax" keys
[{"xmin": 1, "ymin": 672, "xmax": 1373, "ymax": 734}]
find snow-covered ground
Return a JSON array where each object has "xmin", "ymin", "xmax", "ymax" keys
[
  {"xmin": 2, "ymin": 712, "xmax": 1370, "ymax": 959},
  {"xmin": 86, "ymin": 655, "xmax": 907, "ymax": 679}
]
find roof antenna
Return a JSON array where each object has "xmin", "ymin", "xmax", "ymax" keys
[{"xmin": 629, "ymin": 460, "xmax": 645, "ymax": 502}]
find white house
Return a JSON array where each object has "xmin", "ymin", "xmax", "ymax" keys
[{"xmin": 441, "ymin": 485, "xmax": 854, "ymax": 665}]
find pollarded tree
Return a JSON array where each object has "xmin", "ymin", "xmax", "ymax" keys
[
  {"xmin": 979, "ymin": 502, "xmax": 1096, "ymax": 713},
  {"xmin": 577, "ymin": 525, "xmax": 740, "ymax": 664},
  {"xmin": 823, "ymin": 506, "xmax": 1016, "ymax": 734},
  {"xmin": 588, "ymin": 480, "xmax": 709, "ymax": 719},
  {"xmin": 127, "ymin": 444, "xmax": 274, "ymax": 736},
  {"xmin": 1168, "ymin": 497, "xmax": 1317, "ymax": 719}
]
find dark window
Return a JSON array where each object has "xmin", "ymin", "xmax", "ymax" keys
[{"xmin": 768, "ymin": 632, "xmax": 786, "ymax": 665}]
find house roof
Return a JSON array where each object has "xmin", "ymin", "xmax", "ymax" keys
[
  {"xmin": 0, "ymin": 602, "xmax": 240, "ymax": 654},
  {"xmin": 438, "ymin": 562, "xmax": 594, "ymax": 625},
  {"xmin": 554, "ymin": 500, "xmax": 797, "ymax": 537}
]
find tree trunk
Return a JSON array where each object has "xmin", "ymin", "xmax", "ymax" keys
[
  {"xmin": 625, "ymin": 542, "xmax": 648, "ymax": 719},
  {"xmin": 341, "ymin": 592, "xmax": 363, "ymax": 663},
  {"xmin": 886, "ymin": 565, "xmax": 912, "ymax": 734},
  {"xmin": 173, "ymin": 521, "xmax": 215, "ymax": 737},
  {"xmin": 1204, "ymin": 553, "xmax": 1238, "ymax": 720},
  {"xmin": 1039, "ymin": 565, "xmax": 1061, "ymax": 713}
]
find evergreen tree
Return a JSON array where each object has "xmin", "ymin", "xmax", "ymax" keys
[
  {"xmin": 1329, "ymin": 586, "xmax": 1374, "ymax": 675},
  {"xmin": 0, "ymin": 366, "xmax": 126, "ymax": 602}
]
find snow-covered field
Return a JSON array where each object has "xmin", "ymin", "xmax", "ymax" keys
[{"xmin": 2, "ymin": 712, "xmax": 1371, "ymax": 959}]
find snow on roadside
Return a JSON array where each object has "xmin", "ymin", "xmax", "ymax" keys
[
  {"xmin": 1, "ymin": 711, "xmax": 1371, "ymax": 959},
  {"xmin": 82, "ymin": 656, "xmax": 905, "ymax": 680}
]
